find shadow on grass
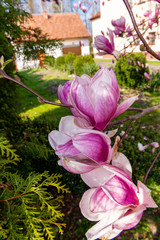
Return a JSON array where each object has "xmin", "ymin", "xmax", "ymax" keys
[{"xmin": 16, "ymin": 69, "xmax": 69, "ymax": 114}]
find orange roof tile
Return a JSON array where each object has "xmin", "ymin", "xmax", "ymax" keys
[
  {"xmin": 89, "ymin": 12, "xmax": 100, "ymax": 20},
  {"xmin": 22, "ymin": 12, "xmax": 90, "ymax": 40}
]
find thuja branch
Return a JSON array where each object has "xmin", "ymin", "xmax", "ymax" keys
[
  {"xmin": 107, "ymin": 104, "xmax": 160, "ymax": 129},
  {"xmin": 123, "ymin": 0, "xmax": 160, "ymax": 61},
  {"xmin": 143, "ymin": 148, "xmax": 160, "ymax": 184},
  {"xmin": 0, "ymin": 69, "xmax": 72, "ymax": 108}
]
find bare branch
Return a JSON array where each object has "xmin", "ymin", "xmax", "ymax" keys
[
  {"xmin": 123, "ymin": 0, "xmax": 160, "ymax": 61},
  {"xmin": 0, "ymin": 69, "xmax": 72, "ymax": 108},
  {"xmin": 143, "ymin": 148, "xmax": 160, "ymax": 183},
  {"xmin": 106, "ymin": 104, "xmax": 160, "ymax": 129}
]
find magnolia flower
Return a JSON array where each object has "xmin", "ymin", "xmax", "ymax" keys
[
  {"xmin": 93, "ymin": 29, "xmax": 115, "ymax": 55},
  {"xmin": 58, "ymin": 67, "xmax": 138, "ymax": 130},
  {"xmin": 144, "ymin": 72, "xmax": 151, "ymax": 81},
  {"xmin": 79, "ymin": 152, "xmax": 157, "ymax": 240},
  {"xmin": 126, "ymin": 26, "xmax": 132, "ymax": 37},
  {"xmin": 111, "ymin": 16, "xmax": 126, "ymax": 36},
  {"xmin": 48, "ymin": 116, "xmax": 112, "ymax": 174},
  {"xmin": 144, "ymin": 10, "xmax": 152, "ymax": 17},
  {"xmin": 81, "ymin": 6, "xmax": 87, "ymax": 13},
  {"xmin": 73, "ymin": 3, "xmax": 78, "ymax": 9}
]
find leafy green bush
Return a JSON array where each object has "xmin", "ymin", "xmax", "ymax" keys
[
  {"xmin": 44, "ymin": 56, "xmax": 55, "ymax": 67},
  {"xmin": 114, "ymin": 53, "xmax": 149, "ymax": 88},
  {"xmin": 65, "ymin": 52, "xmax": 76, "ymax": 74},
  {"xmin": 142, "ymin": 72, "xmax": 160, "ymax": 92},
  {"xmin": 55, "ymin": 55, "xmax": 66, "ymax": 71},
  {"xmin": 81, "ymin": 62, "xmax": 99, "ymax": 77},
  {"xmin": 74, "ymin": 54, "xmax": 95, "ymax": 76}
]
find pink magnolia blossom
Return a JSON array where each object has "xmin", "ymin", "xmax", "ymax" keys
[
  {"xmin": 93, "ymin": 29, "xmax": 116, "ymax": 55},
  {"xmin": 81, "ymin": 6, "xmax": 87, "ymax": 13},
  {"xmin": 73, "ymin": 3, "xmax": 78, "ymax": 9},
  {"xmin": 48, "ymin": 116, "xmax": 112, "ymax": 174},
  {"xmin": 144, "ymin": 72, "xmax": 151, "ymax": 81},
  {"xmin": 144, "ymin": 10, "xmax": 152, "ymax": 17},
  {"xmin": 111, "ymin": 16, "xmax": 126, "ymax": 36},
  {"xmin": 58, "ymin": 67, "xmax": 138, "ymax": 130},
  {"xmin": 126, "ymin": 26, "xmax": 132, "ymax": 37},
  {"xmin": 79, "ymin": 152, "xmax": 157, "ymax": 240}
]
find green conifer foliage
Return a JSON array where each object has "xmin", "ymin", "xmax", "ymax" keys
[{"xmin": 0, "ymin": 136, "xmax": 70, "ymax": 239}]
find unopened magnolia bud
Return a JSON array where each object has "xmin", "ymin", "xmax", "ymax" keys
[{"xmin": 140, "ymin": 44, "xmax": 146, "ymax": 51}]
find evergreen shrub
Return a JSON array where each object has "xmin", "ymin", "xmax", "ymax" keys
[
  {"xmin": 0, "ymin": 136, "xmax": 70, "ymax": 240},
  {"xmin": 81, "ymin": 62, "xmax": 99, "ymax": 77},
  {"xmin": 65, "ymin": 52, "xmax": 76, "ymax": 74},
  {"xmin": 55, "ymin": 55, "xmax": 66, "ymax": 71},
  {"xmin": 44, "ymin": 56, "xmax": 55, "ymax": 67},
  {"xmin": 74, "ymin": 54, "xmax": 95, "ymax": 76},
  {"xmin": 114, "ymin": 53, "xmax": 150, "ymax": 88}
]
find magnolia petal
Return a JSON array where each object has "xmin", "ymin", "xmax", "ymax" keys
[
  {"xmin": 113, "ymin": 206, "xmax": 145, "ymax": 230},
  {"xmin": 103, "ymin": 176, "xmax": 138, "ymax": 206},
  {"xmin": 81, "ymin": 164, "xmax": 132, "ymax": 188},
  {"xmin": 85, "ymin": 207, "xmax": 127, "ymax": 240},
  {"xmin": 112, "ymin": 152, "xmax": 132, "ymax": 178},
  {"xmin": 58, "ymin": 81, "xmax": 71, "ymax": 105},
  {"xmin": 79, "ymin": 188, "xmax": 107, "ymax": 221},
  {"xmin": 59, "ymin": 157, "xmax": 96, "ymax": 174},
  {"xmin": 137, "ymin": 181, "xmax": 158, "ymax": 208},
  {"xmin": 48, "ymin": 130, "xmax": 71, "ymax": 149},
  {"xmin": 90, "ymin": 187, "xmax": 118, "ymax": 213},
  {"xmin": 59, "ymin": 116, "xmax": 85, "ymax": 136},
  {"xmin": 70, "ymin": 77, "xmax": 95, "ymax": 124},
  {"xmin": 81, "ymin": 166, "xmax": 115, "ymax": 188},
  {"xmin": 112, "ymin": 95, "xmax": 138, "ymax": 119},
  {"xmin": 94, "ymin": 83, "xmax": 118, "ymax": 130},
  {"xmin": 108, "ymin": 68, "xmax": 120, "ymax": 100},
  {"xmin": 73, "ymin": 133, "xmax": 110, "ymax": 163},
  {"xmin": 107, "ymin": 128, "xmax": 118, "ymax": 138},
  {"xmin": 55, "ymin": 140, "xmax": 80, "ymax": 157},
  {"xmin": 150, "ymin": 142, "xmax": 159, "ymax": 148}
]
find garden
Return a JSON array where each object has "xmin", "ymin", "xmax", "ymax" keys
[
  {"xmin": 0, "ymin": 51, "xmax": 159, "ymax": 239},
  {"xmin": 0, "ymin": 0, "xmax": 160, "ymax": 239}
]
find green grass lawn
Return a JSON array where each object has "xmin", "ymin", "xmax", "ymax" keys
[
  {"xmin": 15, "ymin": 67, "xmax": 160, "ymax": 240},
  {"xmin": 16, "ymin": 67, "xmax": 72, "ymax": 125}
]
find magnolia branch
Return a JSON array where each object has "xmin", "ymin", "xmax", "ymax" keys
[
  {"xmin": 0, "ymin": 69, "xmax": 71, "ymax": 108},
  {"xmin": 123, "ymin": 0, "xmax": 160, "ymax": 61},
  {"xmin": 107, "ymin": 104, "xmax": 160, "ymax": 129},
  {"xmin": 143, "ymin": 148, "xmax": 160, "ymax": 184}
]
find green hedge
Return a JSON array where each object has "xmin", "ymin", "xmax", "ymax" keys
[
  {"xmin": 74, "ymin": 54, "xmax": 96, "ymax": 76},
  {"xmin": 114, "ymin": 53, "xmax": 150, "ymax": 88},
  {"xmin": 44, "ymin": 55, "xmax": 55, "ymax": 67}
]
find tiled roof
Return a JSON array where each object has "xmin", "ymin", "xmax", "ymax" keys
[
  {"xmin": 89, "ymin": 12, "xmax": 100, "ymax": 20},
  {"xmin": 22, "ymin": 12, "xmax": 90, "ymax": 40}
]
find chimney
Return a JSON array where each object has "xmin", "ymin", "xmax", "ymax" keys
[{"xmin": 43, "ymin": 10, "xmax": 48, "ymax": 19}]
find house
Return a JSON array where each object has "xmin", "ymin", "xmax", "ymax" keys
[
  {"xmin": 90, "ymin": 0, "xmax": 160, "ymax": 59},
  {"xmin": 15, "ymin": 11, "xmax": 91, "ymax": 70}
]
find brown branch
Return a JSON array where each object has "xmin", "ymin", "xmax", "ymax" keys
[
  {"xmin": 143, "ymin": 148, "xmax": 160, "ymax": 183},
  {"xmin": 106, "ymin": 104, "xmax": 160, "ymax": 129},
  {"xmin": 118, "ymin": 120, "xmax": 135, "ymax": 148},
  {"xmin": 0, "ymin": 192, "xmax": 26, "ymax": 202},
  {"xmin": 123, "ymin": 0, "xmax": 160, "ymax": 61},
  {"xmin": 0, "ymin": 69, "xmax": 72, "ymax": 108}
]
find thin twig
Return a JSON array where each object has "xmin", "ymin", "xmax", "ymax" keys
[
  {"xmin": 106, "ymin": 104, "xmax": 160, "ymax": 129},
  {"xmin": 143, "ymin": 149, "xmax": 160, "ymax": 183},
  {"xmin": 118, "ymin": 120, "xmax": 135, "ymax": 148},
  {"xmin": 0, "ymin": 69, "xmax": 72, "ymax": 108},
  {"xmin": 123, "ymin": 0, "xmax": 160, "ymax": 61}
]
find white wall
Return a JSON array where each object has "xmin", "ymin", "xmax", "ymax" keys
[
  {"xmin": 15, "ymin": 38, "xmax": 90, "ymax": 70},
  {"xmin": 91, "ymin": 0, "xmax": 160, "ymax": 57}
]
